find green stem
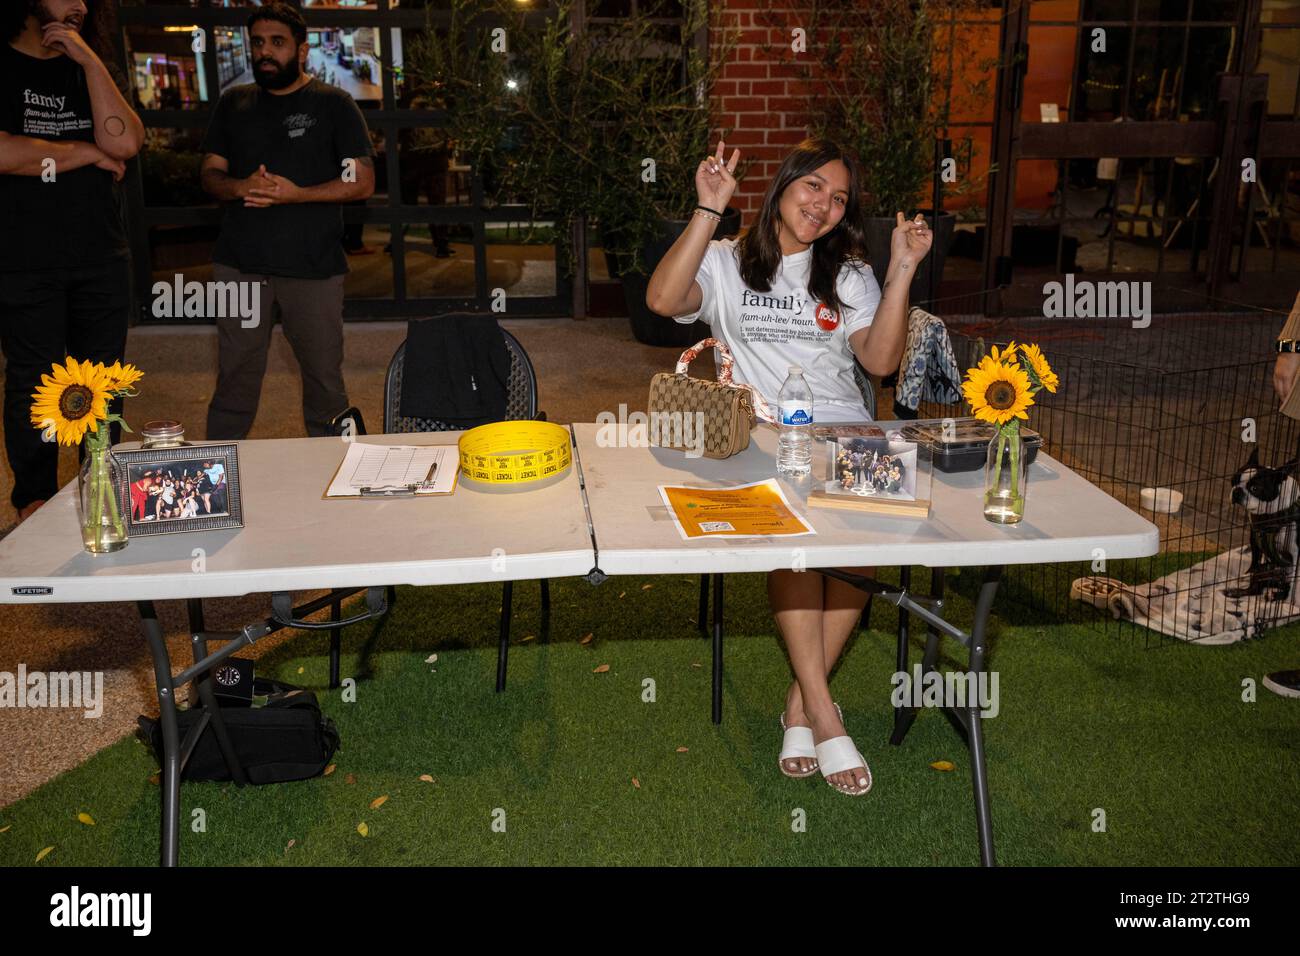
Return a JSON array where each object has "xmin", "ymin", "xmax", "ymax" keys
[{"xmin": 1008, "ymin": 424, "xmax": 1020, "ymax": 499}]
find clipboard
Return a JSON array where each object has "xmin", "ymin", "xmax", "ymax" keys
[{"xmin": 323, "ymin": 443, "xmax": 460, "ymax": 498}]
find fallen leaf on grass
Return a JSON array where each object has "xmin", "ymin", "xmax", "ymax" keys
[
  {"xmin": 418, "ymin": 774, "xmax": 434, "ymax": 783},
  {"xmin": 369, "ymin": 795, "xmax": 388, "ymax": 810},
  {"xmin": 690, "ymin": 662, "xmax": 702, "ymax": 669},
  {"xmin": 618, "ymin": 592, "xmax": 625, "ymax": 599},
  {"xmin": 0, "ymin": 825, "xmax": 10, "ymax": 833},
  {"xmin": 675, "ymin": 747, "xmax": 689, "ymax": 753},
  {"xmin": 148, "ymin": 773, "xmax": 160, "ymax": 786},
  {"xmin": 345, "ymin": 773, "xmax": 356, "ymax": 785},
  {"xmin": 324, "ymin": 764, "xmax": 336, "ymax": 776},
  {"xmin": 35, "ymin": 846, "xmax": 53, "ymax": 862},
  {"xmin": 356, "ymin": 822, "xmax": 369, "ymax": 838},
  {"xmin": 593, "ymin": 664, "xmax": 610, "ymax": 674},
  {"xmin": 297, "ymin": 666, "xmax": 304, "ymax": 675},
  {"xmin": 425, "ymin": 654, "xmax": 438, "ymax": 664},
  {"xmin": 77, "ymin": 812, "xmax": 95, "ymax": 826},
  {"xmin": 518, "ymin": 635, "xmax": 535, "ymax": 643},
  {"xmin": 930, "ymin": 760, "xmax": 956, "ymax": 772},
  {"xmin": 641, "ymin": 584, "xmax": 653, "ymax": 591},
  {"xmin": 579, "ymin": 633, "xmax": 594, "ymax": 645},
  {"xmin": 632, "ymin": 777, "xmax": 641, "ymax": 789},
  {"xmin": 285, "ymin": 839, "xmax": 295, "ymax": 852}
]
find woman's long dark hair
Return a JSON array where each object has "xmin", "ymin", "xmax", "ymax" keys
[
  {"xmin": 3, "ymin": 1, "xmax": 118, "ymax": 62},
  {"xmin": 736, "ymin": 138, "xmax": 870, "ymax": 320}
]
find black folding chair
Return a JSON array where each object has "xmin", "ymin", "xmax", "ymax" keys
[{"xmin": 329, "ymin": 317, "xmax": 550, "ymax": 693}]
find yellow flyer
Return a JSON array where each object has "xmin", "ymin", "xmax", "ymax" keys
[{"xmin": 658, "ymin": 479, "xmax": 816, "ymax": 540}]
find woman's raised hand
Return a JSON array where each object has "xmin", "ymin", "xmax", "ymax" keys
[
  {"xmin": 696, "ymin": 139, "xmax": 741, "ymax": 211},
  {"xmin": 890, "ymin": 211, "xmax": 933, "ymax": 269}
]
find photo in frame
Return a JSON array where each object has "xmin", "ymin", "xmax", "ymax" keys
[
  {"xmin": 113, "ymin": 443, "xmax": 243, "ymax": 536},
  {"xmin": 808, "ymin": 436, "xmax": 931, "ymax": 517}
]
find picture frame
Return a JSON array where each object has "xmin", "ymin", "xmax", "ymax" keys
[
  {"xmin": 113, "ymin": 443, "xmax": 243, "ymax": 537},
  {"xmin": 808, "ymin": 436, "xmax": 932, "ymax": 517}
]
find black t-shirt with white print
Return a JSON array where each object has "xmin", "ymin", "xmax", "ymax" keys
[
  {"xmin": 201, "ymin": 79, "xmax": 374, "ymax": 279},
  {"xmin": 0, "ymin": 42, "xmax": 130, "ymax": 272}
]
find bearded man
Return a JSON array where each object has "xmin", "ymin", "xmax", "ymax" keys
[{"xmin": 199, "ymin": 1, "xmax": 374, "ymax": 440}]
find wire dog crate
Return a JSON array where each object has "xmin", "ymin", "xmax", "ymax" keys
[{"xmin": 901, "ymin": 312, "xmax": 1300, "ymax": 645}]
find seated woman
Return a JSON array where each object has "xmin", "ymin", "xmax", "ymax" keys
[{"xmin": 646, "ymin": 137, "xmax": 931, "ymax": 796}]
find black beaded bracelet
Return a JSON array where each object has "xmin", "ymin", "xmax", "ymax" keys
[{"xmin": 695, "ymin": 204, "xmax": 724, "ymax": 217}]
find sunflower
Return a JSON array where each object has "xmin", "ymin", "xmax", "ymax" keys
[
  {"xmin": 29, "ymin": 358, "xmax": 113, "ymax": 447},
  {"xmin": 101, "ymin": 361, "xmax": 144, "ymax": 393},
  {"xmin": 962, "ymin": 355, "xmax": 1034, "ymax": 426},
  {"xmin": 989, "ymin": 341, "xmax": 1020, "ymax": 366},
  {"xmin": 1017, "ymin": 343, "xmax": 1059, "ymax": 393}
]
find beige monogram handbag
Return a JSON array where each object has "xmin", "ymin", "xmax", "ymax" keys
[{"xmin": 646, "ymin": 338, "xmax": 772, "ymax": 459}]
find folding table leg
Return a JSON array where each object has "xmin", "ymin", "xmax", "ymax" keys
[
  {"xmin": 697, "ymin": 574, "xmax": 709, "ymax": 635},
  {"xmin": 967, "ymin": 566, "xmax": 1003, "ymax": 867},
  {"xmin": 186, "ymin": 599, "xmax": 247, "ymax": 786},
  {"xmin": 497, "ymin": 580, "xmax": 513, "ymax": 692},
  {"xmin": 711, "ymin": 574, "xmax": 724, "ymax": 725},
  {"xmin": 890, "ymin": 566, "xmax": 913, "ymax": 742},
  {"xmin": 891, "ymin": 568, "xmax": 945, "ymax": 746},
  {"xmin": 328, "ymin": 592, "xmax": 342, "ymax": 690},
  {"xmin": 137, "ymin": 601, "xmax": 181, "ymax": 868}
]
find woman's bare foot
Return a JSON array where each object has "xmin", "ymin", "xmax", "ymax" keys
[
  {"xmin": 806, "ymin": 699, "xmax": 871, "ymax": 795},
  {"xmin": 780, "ymin": 705, "xmax": 817, "ymax": 777}
]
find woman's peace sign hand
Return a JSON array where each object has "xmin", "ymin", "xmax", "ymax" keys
[{"xmin": 695, "ymin": 139, "xmax": 740, "ymax": 211}]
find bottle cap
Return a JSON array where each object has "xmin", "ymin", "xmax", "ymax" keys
[{"xmin": 788, "ymin": 365, "xmax": 802, "ymax": 375}]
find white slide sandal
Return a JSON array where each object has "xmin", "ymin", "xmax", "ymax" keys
[
  {"xmin": 778, "ymin": 712, "xmax": 819, "ymax": 778},
  {"xmin": 814, "ymin": 735, "xmax": 873, "ymax": 796}
]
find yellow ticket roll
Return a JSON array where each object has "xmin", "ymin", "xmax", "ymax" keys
[{"xmin": 458, "ymin": 421, "xmax": 572, "ymax": 485}]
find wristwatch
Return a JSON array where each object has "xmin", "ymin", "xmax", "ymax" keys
[{"xmin": 1277, "ymin": 339, "xmax": 1300, "ymax": 353}]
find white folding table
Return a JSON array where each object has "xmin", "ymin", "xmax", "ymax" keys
[
  {"xmin": 0, "ymin": 423, "xmax": 1158, "ymax": 867},
  {"xmin": 571, "ymin": 421, "xmax": 1159, "ymax": 865},
  {"xmin": 0, "ymin": 433, "xmax": 596, "ymax": 867}
]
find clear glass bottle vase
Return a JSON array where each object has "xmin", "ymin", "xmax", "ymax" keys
[
  {"xmin": 983, "ymin": 424, "xmax": 1028, "ymax": 524},
  {"xmin": 77, "ymin": 439, "xmax": 128, "ymax": 554}
]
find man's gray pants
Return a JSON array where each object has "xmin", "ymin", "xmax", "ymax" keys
[{"xmin": 205, "ymin": 263, "xmax": 349, "ymax": 440}]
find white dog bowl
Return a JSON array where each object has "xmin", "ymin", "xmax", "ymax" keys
[{"xmin": 1139, "ymin": 486, "xmax": 1183, "ymax": 514}]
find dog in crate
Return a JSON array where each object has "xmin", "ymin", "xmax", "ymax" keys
[{"xmin": 1223, "ymin": 448, "xmax": 1300, "ymax": 602}]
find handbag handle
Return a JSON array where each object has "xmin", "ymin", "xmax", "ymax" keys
[
  {"xmin": 675, "ymin": 338, "xmax": 777, "ymax": 425},
  {"xmin": 676, "ymin": 337, "xmax": 736, "ymax": 383}
]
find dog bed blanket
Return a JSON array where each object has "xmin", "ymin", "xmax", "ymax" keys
[{"xmin": 1071, "ymin": 546, "xmax": 1300, "ymax": 644}]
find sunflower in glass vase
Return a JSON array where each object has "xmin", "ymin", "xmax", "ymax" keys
[
  {"xmin": 29, "ymin": 358, "xmax": 144, "ymax": 553},
  {"xmin": 961, "ymin": 342, "xmax": 1057, "ymax": 523}
]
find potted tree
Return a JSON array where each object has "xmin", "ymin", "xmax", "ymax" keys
[
  {"xmin": 804, "ymin": 0, "xmax": 994, "ymax": 308},
  {"xmin": 404, "ymin": 0, "xmax": 741, "ymax": 345}
]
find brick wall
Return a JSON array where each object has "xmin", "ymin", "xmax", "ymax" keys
[{"xmin": 709, "ymin": 2, "xmax": 818, "ymax": 222}]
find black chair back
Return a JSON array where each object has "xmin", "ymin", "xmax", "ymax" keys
[{"xmin": 383, "ymin": 316, "xmax": 539, "ymax": 433}]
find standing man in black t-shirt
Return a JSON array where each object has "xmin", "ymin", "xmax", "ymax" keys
[
  {"xmin": 0, "ymin": 0, "xmax": 144, "ymax": 523},
  {"xmin": 200, "ymin": 2, "xmax": 375, "ymax": 440}
]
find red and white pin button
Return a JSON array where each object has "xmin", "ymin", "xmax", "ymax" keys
[{"xmin": 815, "ymin": 303, "xmax": 840, "ymax": 331}]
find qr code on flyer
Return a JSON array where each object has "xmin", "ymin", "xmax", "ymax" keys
[{"xmin": 699, "ymin": 521, "xmax": 735, "ymax": 533}]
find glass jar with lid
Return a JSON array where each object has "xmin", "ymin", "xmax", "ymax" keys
[{"xmin": 140, "ymin": 420, "xmax": 189, "ymax": 449}]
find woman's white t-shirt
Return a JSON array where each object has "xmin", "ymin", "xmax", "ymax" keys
[{"xmin": 672, "ymin": 239, "xmax": 881, "ymax": 422}]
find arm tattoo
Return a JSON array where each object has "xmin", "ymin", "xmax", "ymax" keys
[{"xmin": 104, "ymin": 116, "xmax": 126, "ymax": 137}]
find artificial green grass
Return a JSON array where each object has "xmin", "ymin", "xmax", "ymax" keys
[{"xmin": 1, "ymin": 567, "xmax": 1297, "ymax": 866}]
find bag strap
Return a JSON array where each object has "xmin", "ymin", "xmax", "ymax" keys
[{"xmin": 675, "ymin": 338, "xmax": 777, "ymax": 425}]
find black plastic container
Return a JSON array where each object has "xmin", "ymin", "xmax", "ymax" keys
[{"xmin": 898, "ymin": 418, "xmax": 1043, "ymax": 474}]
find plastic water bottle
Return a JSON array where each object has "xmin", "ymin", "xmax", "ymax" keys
[{"xmin": 777, "ymin": 365, "xmax": 813, "ymax": 477}]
